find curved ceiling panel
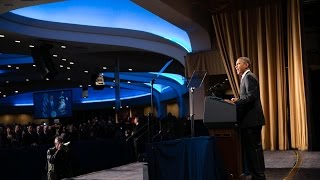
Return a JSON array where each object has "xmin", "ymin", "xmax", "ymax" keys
[{"xmin": 11, "ymin": 0, "xmax": 192, "ymax": 52}]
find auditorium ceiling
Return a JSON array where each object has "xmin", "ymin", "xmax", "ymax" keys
[{"xmin": 0, "ymin": 0, "xmax": 204, "ymax": 112}]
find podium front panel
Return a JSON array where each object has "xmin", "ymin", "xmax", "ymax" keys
[{"xmin": 203, "ymin": 96, "xmax": 237, "ymax": 128}]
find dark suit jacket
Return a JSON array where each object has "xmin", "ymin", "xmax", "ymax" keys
[
  {"xmin": 235, "ymin": 71, "xmax": 265, "ymax": 128},
  {"xmin": 47, "ymin": 145, "xmax": 72, "ymax": 179}
]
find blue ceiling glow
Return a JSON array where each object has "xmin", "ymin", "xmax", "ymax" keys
[
  {"xmin": 10, "ymin": 93, "xmax": 34, "ymax": 106},
  {"xmin": 0, "ymin": 70, "xmax": 9, "ymax": 74},
  {"xmin": 0, "ymin": 54, "xmax": 34, "ymax": 65},
  {"xmin": 9, "ymin": 88, "xmax": 153, "ymax": 106},
  {"xmin": 11, "ymin": 0, "xmax": 192, "ymax": 52},
  {"xmin": 160, "ymin": 86, "xmax": 170, "ymax": 92},
  {"xmin": 80, "ymin": 93, "xmax": 151, "ymax": 104},
  {"xmin": 143, "ymin": 83, "xmax": 170, "ymax": 93},
  {"xmin": 79, "ymin": 88, "xmax": 149, "ymax": 103},
  {"xmin": 103, "ymin": 72, "xmax": 186, "ymax": 86},
  {"xmin": 7, "ymin": 72, "xmax": 186, "ymax": 106},
  {"xmin": 13, "ymin": 103, "xmax": 34, "ymax": 106},
  {"xmin": 148, "ymin": 72, "xmax": 186, "ymax": 85}
]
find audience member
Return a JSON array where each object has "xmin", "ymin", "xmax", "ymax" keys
[
  {"xmin": 13, "ymin": 124, "xmax": 22, "ymax": 146},
  {"xmin": 47, "ymin": 136, "xmax": 72, "ymax": 180},
  {"xmin": 22, "ymin": 125, "xmax": 38, "ymax": 146},
  {"xmin": 36, "ymin": 125, "xmax": 45, "ymax": 144}
]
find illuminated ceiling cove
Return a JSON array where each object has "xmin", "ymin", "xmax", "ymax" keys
[
  {"xmin": 0, "ymin": 54, "xmax": 33, "ymax": 65},
  {"xmin": 0, "ymin": 72, "xmax": 187, "ymax": 106},
  {"xmin": 0, "ymin": 0, "xmax": 189, "ymax": 116},
  {"xmin": 11, "ymin": 0, "xmax": 192, "ymax": 52}
]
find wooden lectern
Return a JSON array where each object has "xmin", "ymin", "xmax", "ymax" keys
[{"xmin": 203, "ymin": 96, "xmax": 243, "ymax": 179}]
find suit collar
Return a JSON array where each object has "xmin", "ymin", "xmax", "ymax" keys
[{"xmin": 241, "ymin": 69, "xmax": 250, "ymax": 81}]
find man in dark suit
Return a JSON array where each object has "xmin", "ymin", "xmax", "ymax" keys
[
  {"xmin": 131, "ymin": 117, "xmax": 146, "ymax": 160},
  {"xmin": 47, "ymin": 136, "xmax": 72, "ymax": 180},
  {"xmin": 226, "ymin": 57, "xmax": 266, "ymax": 180}
]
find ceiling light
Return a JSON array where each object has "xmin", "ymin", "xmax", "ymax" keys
[
  {"xmin": 67, "ymin": 78, "xmax": 71, "ymax": 80},
  {"xmin": 5, "ymin": 81, "xmax": 9, "ymax": 83},
  {"xmin": 127, "ymin": 81, "xmax": 131, "ymax": 83},
  {"xmin": 26, "ymin": 79, "xmax": 29, "ymax": 82},
  {"xmin": 79, "ymin": 85, "xmax": 83, "ymax": 87},
  {"xmin": 84, "ymin": 70, "xmax": 88, "ymax": 73},
  {"xmin": 46, "ymin": 78, "xmax": 49, "ymax": 81},
  {"xmin": 59, "ymin": 65, "xmax": 63, "ymax": 68},
  {"xmin": 0, "ymin": 91, "xmax": 1, "ymax": 93},
  {"xmin": 112, "ymin": 107, "xmax": 115, "ymax": 109},
  {"xmin": 113, "ymin": 80, "xmax": 116, "ymax": 82},
  {"xmin": 128, "ymin": 68, "xmax": 133, "ymax": 71},
  {"xmin": 0, "ymin": 34, "xmax": 4, "ymax": 38},
  {"xmin": 3, "ymin": 95, "xmax": 6, "ymax": 98},
  {"xmin": 16, "ymin": 67, "xmax": 19, "ymax": 70},
  {"xmin": 29, "ymin": 45, "xmax": 34, "ymax": 48},
  {"xmin": 103, "ymin": 67, "xmax": 107, "ymax": 70},
  {"xmin": 62, "ymin": 58, "xmax": 67, "ymax": 61},
  {"xmin": 7, "ymin": 65, "xmax": 11, "ymax": 68},
  {"xmin": 15, "ymin": 40, "xmax": 21, "ymax": 43},
  {"xmin": 67, "ymin": 67, "xmax": 71, "ymax": 70},
  {"xmin": 52, "ymin": 54, "xmax": 58, "ymax": 57},
  {"xmin": 33, "ymin": 64, "xmax": 36, "ymax": 67},
  {"xmin": 126, "ymin": 106, "xmax": 129, "ymax": 108},
  {"xmin": 15, "ymin": 91, "xmax": 18, "ymax": 93},
  {"xmin": 61, "ymin": 45, "xmax": 66, "ymax": 48},
  {"xmin": 110, "ymin": 86, "xmax": 113, "ymax": 88},
  {"xmin": 70, "ymin": 62, "xmax": 74, "ymax": 65},
  {"xmin": 88, "ymin": 85, "xmax": 91, "ymax": 87}
]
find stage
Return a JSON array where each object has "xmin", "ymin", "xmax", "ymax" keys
[
  {"xmin": 69, "ymin": 150, "xmax": 320, "ymax": 180},
  {"xmin": 70, "ymin": 162, "xmax": 146, "ymax": 180}
]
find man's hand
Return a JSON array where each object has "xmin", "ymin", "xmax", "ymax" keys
[
  {"xmin": 231, "ymin": 98, "xmax": 239, "ymax": 102},
  {"xmin": 55, "ymin": 143, "xmax": 62, "ymax": 150},
  {"xmin": 224, "ymin": 99, "xmax": 235, "ymax": 104},
  {"xmin": 57, "ymin": 143, "xmax": 63, "ymax": 150}
]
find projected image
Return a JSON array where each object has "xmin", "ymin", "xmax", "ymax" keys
[{"xmin": 33, "ymin": 90, "xmax": 72, "ymax": 119}]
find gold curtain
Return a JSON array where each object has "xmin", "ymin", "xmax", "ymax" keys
[
  {"xmin": 287, "ymin": 0, "xmax": 308, "ymax": 150},
  {"xmin": 212, "ymin": 14, "xmax": 240, "ymax": 98},
  {"xmin": 212, "ymin": 0, "xmax": 288, "ymax": 150}
]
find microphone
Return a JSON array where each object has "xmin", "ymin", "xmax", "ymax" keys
[
  {"xmin": 221, "ymin": 78, "xmax": 228, "ymax": 84},
  {"xmin": 217, "ymin": 78, "xmax": 228, "ymax": 87},
  {"xmin": 208, "ymin": 78, "xmax": 228, "ymax": 91},
  {"xmin": 207, "ymin": 85, "xmax": 215, "ymax": 92},
  {"xmin": 207, "ymin": 82, "xmax": 220, "ymax": 92}
]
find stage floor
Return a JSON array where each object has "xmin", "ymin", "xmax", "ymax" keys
[
  {"xmin": 69, "ymin": 150, "xmax": 320, "ymax": 180},
  {"xmin": 70, "ymin": 162, "xmax": 145, "ymax": 180}
]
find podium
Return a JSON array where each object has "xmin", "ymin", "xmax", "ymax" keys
[{"xmin": 203, "ymin": 96, "xmax": 243, "ymax": 179}]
